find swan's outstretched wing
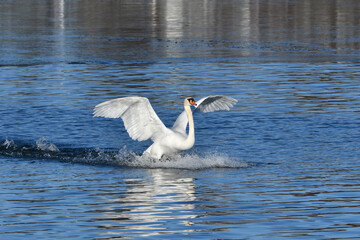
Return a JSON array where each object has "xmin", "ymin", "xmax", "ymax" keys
[
  {"xmin": 93, "ymin": 97, "xmax": 169, "ymax": 142},
  {"xmin": 172, "ymin": 95, "xmax": 237, "ymax": 133},
  {"xmin": 194, "ymin": 95, "xmax": 238, "ymax": 113}
]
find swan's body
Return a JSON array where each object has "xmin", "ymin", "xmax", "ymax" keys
[{"xmin": 93, "ymin": 96, "xmax": 237, "ymax": 159}]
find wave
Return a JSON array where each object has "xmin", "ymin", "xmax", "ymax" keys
[{"xmin": 0, "ymin": 137, "xmax": 249, "ymax": 169}]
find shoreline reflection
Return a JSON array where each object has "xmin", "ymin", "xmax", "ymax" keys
[{"xmin": 1, "ymin": 0, "xmax": 358, "ymax": 63}]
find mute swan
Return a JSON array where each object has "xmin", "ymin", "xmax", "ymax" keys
[{"xmin": 93, "ymin": 96, "xmax": 237, "ymax": 160}]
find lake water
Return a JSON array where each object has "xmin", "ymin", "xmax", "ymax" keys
[{"xmin": 1, "ymin": 0, "xmax": 360, "ymax": 239}]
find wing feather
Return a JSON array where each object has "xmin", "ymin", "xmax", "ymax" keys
[
  {"xmin": 172, "ymin": 95, "xmax": 237, "ymax": 133},
  {"xmin": 94, "ymin": 97, "xmax": 169, "ymax": 142},
  {"xmin": 195, "ymin": 95, "xmax": 237, "ymax": 113}
]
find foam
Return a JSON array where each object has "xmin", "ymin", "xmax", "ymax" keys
[
  {"xmin": 115, "ymin": 148, "xmax": 248, "ymax": 169},
  {"xmin": 36, "ymin": 137, "xmax": 60, "ymax": 152},
  {"xmin": 2, "ymin": 138, "xmax": 16, "ymax": 149},
  {"xmin": 1, "ymin": 138, "xmax": 248, "ymax": 169}
]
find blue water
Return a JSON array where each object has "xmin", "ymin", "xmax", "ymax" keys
[{"xmin": 1, "ymin": 0, "xmax": 360, "ymax": 239}]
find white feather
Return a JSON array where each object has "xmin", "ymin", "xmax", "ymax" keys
[
  {"xmin": 93, "ymin": 97, "xmax": 169, "ymax": 141},
  {"xmin": 172, "ymin": 95, "xmax": 237, "ymax": 134}
]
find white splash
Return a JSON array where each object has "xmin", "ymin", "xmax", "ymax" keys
[
  {"xmin": 1, "ymin": 138, "xmax": 247, "ymax": 169},
  {"xmin": 2, "ymin": 138, "xmax": 16, "ymax": 149},
  {"xmin": 36, "ymin": 137, "xmax": 60, "ymax": 152},
  {"xmin": 115, "ymin": 148, "xmax": 248, "ymax": 169}
]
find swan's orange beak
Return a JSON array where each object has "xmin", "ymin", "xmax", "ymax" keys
[{"xmin": 190, "ymin": 99, "xmax": 197, "ymax": 106}]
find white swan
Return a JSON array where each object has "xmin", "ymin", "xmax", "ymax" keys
[{"xmin": 93, "ymin": 96, "xmax": 237, "ymax": 159}]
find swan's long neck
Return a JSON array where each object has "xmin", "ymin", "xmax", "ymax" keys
[{"xmin": 184, "ymin": 105, "xmax": 195, "ymax": 149}]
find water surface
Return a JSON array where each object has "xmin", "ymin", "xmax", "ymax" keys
[{"xmin": 1, "ymin": 0, "xmax": 360, "ymax": 239}]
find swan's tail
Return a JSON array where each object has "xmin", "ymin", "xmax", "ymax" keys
[
  {"xmin": 143, "ymin": 144, "xmax": 152, "ymax": 154},
  {"xmin": 142, "ymin": 144, "xmax": 162, "ymax": 160}
]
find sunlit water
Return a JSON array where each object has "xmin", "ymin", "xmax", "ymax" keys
[{"xmin": 1, "ymin": 0, "xmax": 360, "ymax": 239}]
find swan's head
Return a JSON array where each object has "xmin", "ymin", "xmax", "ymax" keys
[{"xmin": 184, "ymin": 97, "xmax": 197, "ymax": 107}]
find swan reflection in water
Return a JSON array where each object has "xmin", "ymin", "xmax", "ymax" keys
[{"xmin": 91, "ymin": 168, "xmax": 197, "ymax": 238}]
